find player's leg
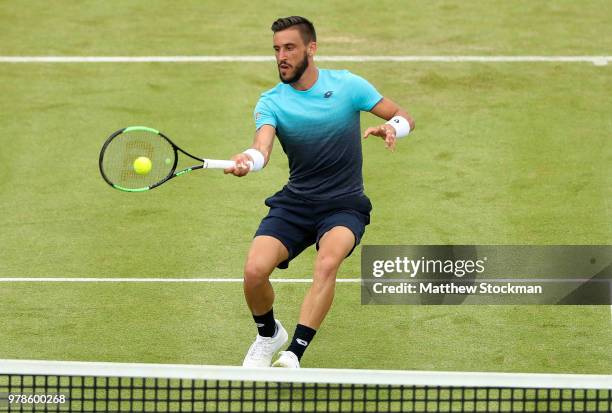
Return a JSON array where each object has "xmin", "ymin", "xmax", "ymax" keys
[
  {"xmin": 242, "ymin": 235, "xmax": 290, "ymax": 367},
  {"xmin": 243, "ymin": 235, "xmax": 288, "ymax": 317},
  {"xmin": 274, "ymin": 226, "xmax": 356, "ymax": 368},
  {"xmin": 300, "ymin": 226, "xmax": 355, "ymax": 327}
]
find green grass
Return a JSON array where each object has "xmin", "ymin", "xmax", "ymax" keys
[
  {"xmin": 1, "ymin": 284, "xmax": 610, "ymax": 373},
  {"xmin": 0, "ymin": 1, "xmax": 610, "ymax": 375},
  {"xmin": 0, "ymin": 63, "xmax": 609, "ymax": 277},
  {"xmin": 1, "ymin": 0, "xmax": 611, "ymax": 55}
]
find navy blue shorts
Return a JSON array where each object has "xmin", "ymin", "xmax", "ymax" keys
[{"xmin": 255, "ymin": 187, "xmax": 372, "ymax": 269}]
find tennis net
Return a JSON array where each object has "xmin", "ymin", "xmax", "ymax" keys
[{"xmin": 0, "ymin": 359, "xmax": 610, "ymax": 412}]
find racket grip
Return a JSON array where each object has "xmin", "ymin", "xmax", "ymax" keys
[{"xmin": 203, "ymin": 159, "xmax": 254, "ymax": 170}]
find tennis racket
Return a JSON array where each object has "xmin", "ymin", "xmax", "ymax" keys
[{"xmin": 99, "ymin": 126, "xmax": 251, "ymax": 192}]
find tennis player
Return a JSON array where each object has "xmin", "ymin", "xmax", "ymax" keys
[{"xmin": 226, "ymin": 16, "xmax": 415, "ymax": 368}]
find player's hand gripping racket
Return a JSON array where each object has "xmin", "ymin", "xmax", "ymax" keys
[{"xmin": 99, "ymin": 126, "xmax": 251, "ymax": 192}]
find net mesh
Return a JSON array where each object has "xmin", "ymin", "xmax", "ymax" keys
[
  {"xmin": 1, "ymin": 370, "xmax": 610, "ymax": 413},
  {"xmin": 100, "ymin": 129, "xmax": 176, "ymax": 189}
]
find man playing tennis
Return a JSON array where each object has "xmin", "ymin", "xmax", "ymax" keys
[{"xmin": 226, "ymin": 16, "xmax": 415, "ymax": 368}]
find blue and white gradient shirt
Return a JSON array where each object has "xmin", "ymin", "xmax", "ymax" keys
[{"xmin": 254, "ymin": 69, "xmax": 382, "ymax": 200}]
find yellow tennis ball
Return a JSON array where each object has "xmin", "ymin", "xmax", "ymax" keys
[{"xmin": 133, "ymin": 156, "xmax": 152, "ymax": 175}]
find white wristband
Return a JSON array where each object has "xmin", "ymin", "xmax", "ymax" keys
[
  {"xmin": 243, "ymin": 148, "xmax": 265, "ymax": 172},
  {"xmin": 385, "ymin": 116, "xmax": 411, "ymax": 139}
]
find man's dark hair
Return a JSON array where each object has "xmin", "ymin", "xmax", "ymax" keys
[{"xmin": 271, "ymin": 16, "xmax": 316, "ymax": 44}]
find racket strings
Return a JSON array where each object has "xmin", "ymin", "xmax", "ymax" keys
[{"xmin": 101, "ymin": 130, "xmax": 176, "ymax": 189}]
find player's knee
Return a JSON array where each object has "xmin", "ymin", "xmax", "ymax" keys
[
  {"xmin": 314, "ymin": 254, "xmax": 341, "ymax": 282},
  {"xmin": 243, "ymin": 260, "xmax": 271, "ymax": 288}
]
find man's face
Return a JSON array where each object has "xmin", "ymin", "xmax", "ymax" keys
[{"xmin": 273, "ymin": 28, "xmax": 312, "ymax": 84}]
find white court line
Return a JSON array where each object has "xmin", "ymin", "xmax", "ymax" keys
[
  {"xmin": 0, "ymin": 277, "xmax": 608, "ymax": 283},
  {"xmin": 0, "ymin": 55, "xmax": 609, "ymax": 65},
  {"xmin": 0, "ymin": 277, "xmax": 360, "ymax": 283},
  {"xmin": 3, "ymin": 278, "xmax": 609, "ymax": 320}
]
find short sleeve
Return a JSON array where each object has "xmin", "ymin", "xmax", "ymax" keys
[
  {"xmin": 254, "ymin": 98, "xmax": 277, "ymax": 130},
  {"xmin": 348, "ymin": 72, "xmax": 383, "ymax": 112}
]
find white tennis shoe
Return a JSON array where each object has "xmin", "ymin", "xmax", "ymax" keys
[
  {"xmin": 242, "ymin": 320, "xmax": 288, "ymax": 367},
  {"xmin": 272, "ymin": 351, "xmax": 300, "ymax": 368}
]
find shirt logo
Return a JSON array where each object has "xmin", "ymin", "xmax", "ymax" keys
[
  {"xmin": 255, "ymin": 112, "xmax": 261, "ymax": 120},
  {"xmin": 324, "ymin": 91, "xmax": 333, "ymax": 98}
]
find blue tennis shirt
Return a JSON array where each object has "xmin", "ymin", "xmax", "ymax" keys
[{"xmin": 254, "ymin": 69, "xmax": 382, "ymax": 200}]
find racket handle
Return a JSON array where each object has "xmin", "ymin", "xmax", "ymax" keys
[{"xmin": 203, "ymin": 159, "xmax": 254, "ymax": 170}]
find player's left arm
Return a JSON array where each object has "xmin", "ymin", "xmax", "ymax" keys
[{"xmin": 363, "ymin": 97, "xmax": 415, "ymax": 151}]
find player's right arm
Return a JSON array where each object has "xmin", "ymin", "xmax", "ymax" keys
[{"xmin": 224, "ymin": 124, "xmax": 276, "ymax": 177}]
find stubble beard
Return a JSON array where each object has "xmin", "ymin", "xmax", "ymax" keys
[{"xmin": 278, "ymin": 52, "xmax": 309, "ymax": 84}]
